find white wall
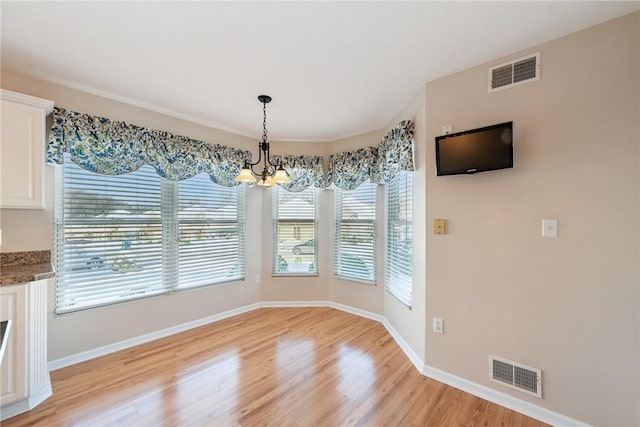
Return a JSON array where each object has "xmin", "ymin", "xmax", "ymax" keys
[{"xmin": 422, "ymin": 13, "xmax": 639, "ymax": 425}]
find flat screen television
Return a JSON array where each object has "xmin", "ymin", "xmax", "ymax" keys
[{"xmin": 435, "ymin": 121, "xmax": 513, "ymax": 176}]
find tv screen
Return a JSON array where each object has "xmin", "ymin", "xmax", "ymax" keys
[{"xmin": 435, "ymin": 121, "xmax": 513, "ymax": 176}]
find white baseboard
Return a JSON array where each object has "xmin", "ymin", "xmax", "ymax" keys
[
  {"xmin": 326, "ymin": 301, "xmax": 383, "ymax": 322},
  {"xmin": 47, "ymin": 300, "xmax": 588, "ymax": 426},
  {"xmin": 48, "ymin": 302, "xmax": 261, "ymax": 371},
  {"xmin": 421, "ymin": 365, "xmax": 590, "ymax": 427},
  {"xmin": 261, "ymin": 300, "xmax": 331, "ymax": 308},
  {"xmin": 380, "ymin": 317, "xmax": 424, "ymax": 373},
  {"xmin": 0, "ymin": 380, "xmax": 52, "ymax": 421}
]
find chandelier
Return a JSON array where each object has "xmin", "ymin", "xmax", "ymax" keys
[{"xmin": 235, "ymin": 95, "xmax": 291, "ymax": 187}]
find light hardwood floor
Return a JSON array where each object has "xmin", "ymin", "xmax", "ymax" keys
[{"xmin": 3, "ymin": 307, "xmax": 548, "ymax": 426}]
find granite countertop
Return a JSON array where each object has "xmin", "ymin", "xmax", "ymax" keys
[{"xmin": 0, "ymin": 250, "xmax": 55, "ymax": 286}]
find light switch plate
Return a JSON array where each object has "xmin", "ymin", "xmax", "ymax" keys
[
  {"xmin": 433, "ymin": 317, "xmax": 444, "ymax": 334},
  {"xmin": 434, "ymin": 218, "xmax": 446, "ymax": 234},
  {"xmin": 542, "ymin": 219, "xmax": 558, "ymax": 237}
]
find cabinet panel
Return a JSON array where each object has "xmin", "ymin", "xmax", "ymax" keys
[
  {"xmin": 0, "ymin": 90, "xmax": 54, "ymax": 209},
  {"xmin": 28, "ymin": 280, "xmax": 48, "ymax": 393},
  {"xmin": 0, "ymin": 285, "xmax": 27, "ymax": 405}
]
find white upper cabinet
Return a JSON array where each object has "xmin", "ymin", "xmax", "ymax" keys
[{"xmin": 0, "ymin": 90, "xmax": 54, "ymax": 209}]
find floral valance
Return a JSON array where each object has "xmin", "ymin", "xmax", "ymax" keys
[
  {"xmin": 327, "ymin": 147, "xmax": 379, "ymax": 190},
  {"xmin": 47, "ymin": 107, "xmax": 252, "ymax": 187},
  {"xmin": 377, "ymin": 120, "xmax": 415, "ymax": 183},
  {"xmin": 272, "ymin": 154, "xmax": 325, "ymax": 192},
  {"xmin": 326, "ymin": 120, "xmax": 414, "ymax": 190}
]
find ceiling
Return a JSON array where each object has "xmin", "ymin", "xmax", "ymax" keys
[{"xmin": 2, "ymin": 1, "xmax": 638, "ymax": 142}]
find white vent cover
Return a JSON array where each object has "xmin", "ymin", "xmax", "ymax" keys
[
  {"xmin": 489, "ymin": 52, "xmax": 540, "ymax": 92},
  {"xmin": 489, "ymin": 355, "xmax": 542, "ymax": 398}
]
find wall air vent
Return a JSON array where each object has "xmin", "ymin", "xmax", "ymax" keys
[
  {"xmin": 489, "ymin": 355, "xmax": 542, "ymax": 398},
  {"xmin": 489, "ymin": 52, "xmax": 540, "ymax": 92}
]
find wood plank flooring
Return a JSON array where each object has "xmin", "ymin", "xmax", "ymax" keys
[{"xmin": 3, "ymin": 308, "xmax": 548, "ymax": 426}]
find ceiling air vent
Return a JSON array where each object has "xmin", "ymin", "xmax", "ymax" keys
[
  {"xmin": 489, "ymin": 52, "xmax": 540, "ymax": 92},
  {"xmin": 489, "ymin": 355, "xmax": 542, "ymax": 398}
]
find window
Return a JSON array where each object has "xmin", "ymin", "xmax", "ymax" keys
[
  {"xmin": 334, "ymin": 183, "xmax": 376, "ymax": 283},
  {"xmin": 272, "ymin": 186, "xmax": 317, "ymax": 275},
  {"xmin": 386, "ymin": 171, "xmax": 413, "ymax": 307},
  {"xmin": 177, "ymin": 173, "xmax": 244, "ymax": 289},
  {"xmin": 54, "ymin": 154, "xmax": 244, "ymax": 314}
]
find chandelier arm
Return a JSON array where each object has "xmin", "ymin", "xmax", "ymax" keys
[{"xmin": 248, "ymin": 145, "xmax": 264, "ymax": 168}]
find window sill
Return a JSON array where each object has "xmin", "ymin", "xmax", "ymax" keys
[
  {"xmin": 334, "ymin": 275, "xmax": 376, "ymax": 286},
  {"xmin": 272, "ymin": 273, "xmax": 319, "ymax": 278}
]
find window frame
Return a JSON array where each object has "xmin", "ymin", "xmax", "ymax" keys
[
  {"xmin": 272, "ymin": 185, "xmax": 319, "ymax": 277},
  {"xmin": 54, "ymin": 155, "xmax": 245, "ymax": 315},
  {"xmin": 385, "ymin": 170, "xmax": 413, "ymax": 308},
  {"xmin": 333, "ymin": 183, "xmax": 377, "ymax": 285}
]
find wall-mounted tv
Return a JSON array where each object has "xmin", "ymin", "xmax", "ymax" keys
[{"xmin": 435, "ymin": 121, "xmax": 513, "ymax": 176}]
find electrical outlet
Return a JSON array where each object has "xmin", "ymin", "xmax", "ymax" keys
[
  {"xmin": 255, "ymin": 274, "xmax": 261, "ymax": 283},
  {"xmin": 442, "ymin": 124, "xmax": 453, "ymax": 135},
  {"xmin": 433, "ymin": 317, "xmax": 444, "ymax": 334}
]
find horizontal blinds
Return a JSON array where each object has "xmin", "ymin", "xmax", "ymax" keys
[
  {"xmin": 55, "ymin": 154, "xmax": 244, "ymax": 314},
  {"xmin": 386, "ymin": 171, "xmax": 413, "ymax": 307},
  {"xmin": 55, "ymin": 155, "xmax": 167, "ymax": 313},
  {"xmin": 334, "ymin": 183, "xmax": 376, "ymax": 283},
  {"xmin": 273, "ymin": 186, "xmax": 317, "ymax": 275},
  {"xmin": 177, "ymin": 173, "xmax": 244, "ymax": 288}
]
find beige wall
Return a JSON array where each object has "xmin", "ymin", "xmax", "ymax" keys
[
  {"xmin": 327, "ymin": 131, "xmax": 387, "ymax": 315},
  {"xmin": 0, "ymin": 11, "xmax": 638, "ymax": 425},
  {"xmin": 381, "ymin": 88, "xmax": 428, "ymax": 363},
  {"xmin": 423, "ymin": 13, "xmax": 639, "ymax": 425},
  {"xmin": 258, "ymin": 140, "xmax": 332, "ymax": 302},
  {"xmin": 0, "ymin": 71, "xmax": 263, "ymax": 360}
]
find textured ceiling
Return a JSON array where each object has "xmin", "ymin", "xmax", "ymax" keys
[{"xmin": 2, "ymin": 1, "xmax": 637, "ymax": 141}]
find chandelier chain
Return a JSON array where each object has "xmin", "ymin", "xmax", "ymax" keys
[{"xmin": 262, "ymin": 101, "xmax": 268, "ymax": 143}]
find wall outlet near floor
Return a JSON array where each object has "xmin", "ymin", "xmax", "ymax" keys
[
  {"xmin": 442, "ymin": 124, "xmax": 453, "ymax": 135},
  {"xmin": 433, "ymin": 317, "xmax": 444, "ymax": 334}
]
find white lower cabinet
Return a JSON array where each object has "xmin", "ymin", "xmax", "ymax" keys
[{"xmin": 0, "ymin": 280, "xmax": 51, "ymax": 420}]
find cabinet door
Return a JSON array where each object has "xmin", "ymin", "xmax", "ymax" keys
[
  {"xmin": 0, "ymin": 98, "xmax": 47, "ymax": 209},
  {"xmin": 0, "ymin": 285, "xmax": 27, "ymax": 405}
]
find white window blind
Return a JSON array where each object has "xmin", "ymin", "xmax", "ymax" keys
[
  {"xmin": 334, "ymin": 183, "xmax": 376, "ymax": 283},
  {"xmin": 55, "ymin": 154, "xmax": 244, "ymax": 314},
  {"xmin": 386, "ymin": 171, "xmax": 413, "ymax": 307},
  {"xmin": 272, "ymin": 186, "xmax": 317, "ymax": 275},
  {"xmin": 177, "ymin": 173, "xmax": 244, "ymax": 289}
]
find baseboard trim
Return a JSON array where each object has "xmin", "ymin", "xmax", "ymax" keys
[
  {"xmin": 47, "ymin": 300, "xmax": 587, "ymax": 426},
  {"xmin": 422, "ymin": 365, "xmax": 590, "ymax": 427},
  {"xmin": 260, "ymin": 300, "xmax": 331, "ymax": 308},
  {"xmin": 48, "ymin": 302, "xmax": 261, "ymax": 371},
  {"xmin": 0, "ymin": 381, "xmax": 52, "ymax": 421},
  {"xmin": 326, "ymin": 301, "xmax": 383, "ymax": 322},
  {"xmin": 381, "ymin": 318, "xmax": 424, "ymax": 373}
]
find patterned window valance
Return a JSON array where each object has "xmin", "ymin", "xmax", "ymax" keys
[
  {"xmin": 327, "ymin": 147, "xmax": 379, "ymax": 191},
  {"xmin": 47, "ymin": 107, "xmax": 252, "ymax": 187},
  {"xmin": 272, "ymin": 154, "xmax": 325, "ymax": 192},
  {"xmin": 327, "ymin": 120, "xmax": 414, "ymax": 190},
  {"xmin": 377, "ymin": 120, "xmax": 415, "ymax": 183}
]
